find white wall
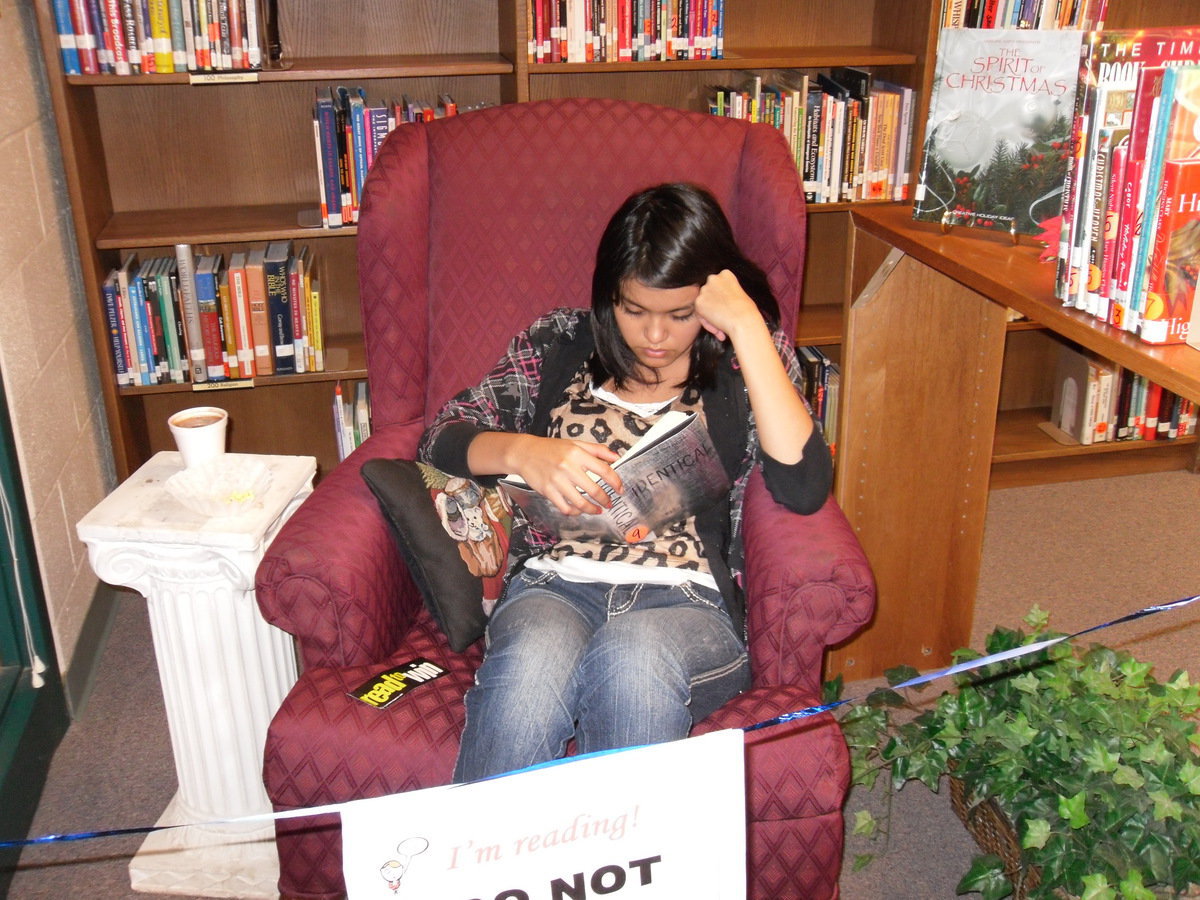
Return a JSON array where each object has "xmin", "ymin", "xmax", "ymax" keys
[{"xmin": 0, "ymin": 0, "xmax": 117, "ymax": 676}]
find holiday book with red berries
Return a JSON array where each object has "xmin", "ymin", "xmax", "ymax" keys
[{"xmin": 912, "ymin": 28, "xmax": 1084, "ymax": 236}]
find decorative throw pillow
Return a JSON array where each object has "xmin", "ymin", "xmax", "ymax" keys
[{"xmin": 360, "ymin": 459, "xmax": 513, "ymax": 652}]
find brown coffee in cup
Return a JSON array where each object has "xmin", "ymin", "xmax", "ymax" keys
[
  {"xmin": 168, "ymin": 406, "xmax": 228, "ymax": 469},
  {"xmin": 177, "ymin": 414, "xmax": 224, "ymax": 428}
]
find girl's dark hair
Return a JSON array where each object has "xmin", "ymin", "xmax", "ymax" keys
[{"xmin": 588, "ymin": 182, "xmax": 780, "ymax": 391}]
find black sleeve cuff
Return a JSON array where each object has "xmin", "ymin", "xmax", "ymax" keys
[
  {"xmin": 427, "ymin": 421, "xmax": 500, "ymax": 483},
  {"xmin": 760, "ymin": 427, "xmax": 834, "ymax": 515}
]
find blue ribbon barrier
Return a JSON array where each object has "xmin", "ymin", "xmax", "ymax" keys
[{"xmin": 3, "ymin": 592, "xmax": 1197, "ymax": 850}]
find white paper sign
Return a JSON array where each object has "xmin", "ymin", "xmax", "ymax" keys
[{"xmin": 340, "ymin": 729, "xmax": 746, "ymax": 899}]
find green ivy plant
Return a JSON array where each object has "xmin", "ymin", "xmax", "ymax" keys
[{"xmin": 831, "ymin": 607, "xmax": 1200, "ymax": 900}]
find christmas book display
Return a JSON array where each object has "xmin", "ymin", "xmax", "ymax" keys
[{"xmin": 913, "ymin": 28, "xmax": 1084, "ymax": 236}]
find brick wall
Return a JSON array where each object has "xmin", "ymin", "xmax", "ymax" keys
[{"xmin": 0, "ymin": 0, "xmax": 116, "ymax": 687}]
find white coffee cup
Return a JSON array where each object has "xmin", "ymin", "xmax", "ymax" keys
[{"xmin": 168, "ymin": 406, "xmax": 229, "ymax": 469}]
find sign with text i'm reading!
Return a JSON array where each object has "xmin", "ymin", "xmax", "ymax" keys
[{"xmin": 339, "ymin": 728, "xmax": 746, "ymax": 898}]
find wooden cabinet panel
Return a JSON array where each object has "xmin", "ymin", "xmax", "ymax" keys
[{"xmin": 830, "ymin": 240, "xmax": 1008, "ymax": 676}]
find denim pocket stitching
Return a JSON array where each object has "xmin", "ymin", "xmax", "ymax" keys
[{"xmin": 605, "ymin": 582, "xmax": 640, "ymax": 618}]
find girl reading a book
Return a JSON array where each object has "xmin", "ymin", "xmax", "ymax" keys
[{"xmin": 418, "ymin": 182, "xmax": 832, "ymax": 782}]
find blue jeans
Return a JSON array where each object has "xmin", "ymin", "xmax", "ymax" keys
[{"xmin": 452, "ymin": 569, "xmax": 750, "ymax": 783}]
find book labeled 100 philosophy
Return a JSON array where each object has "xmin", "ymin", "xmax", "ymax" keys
[
  {"xmin": 498, "ymin": 410, "xmax": 730, "ymax": 545},
  {"xmin": 913, "ymin": 28, "xmax": 1083, "ymax": 236}
]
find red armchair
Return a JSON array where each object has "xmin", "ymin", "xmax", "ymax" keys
[{"xmin": 255, "ymin": 97, "xmax": 875, "ymax": 900}]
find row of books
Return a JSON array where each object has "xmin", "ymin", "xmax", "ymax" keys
[
  {"xmin": 333, "ymin": 381, "xmax": 372, "ymax": 462},
  {"xmin": 1054, "ymin": 28, "xmax": 1200, "ymax": 348},
  {"xmin": 51, "ymin": 0, "xmax": 263, "ymax": 76},
  {"xmin": 710, "ymin": 69, "xmax": 915, "ymax": 205},
  {"xmin": 796, "ymin": 345, "xmax": 840, "ymax": 459},
  {"xmin": 939, "ymin": 0, "xmax": 1107, "ymax": 29},
  {"xmin": 313, "ymin": 88, "xmax": 461, "ymax": 229},
  {"xmin": 526, "ymin": 0, "xmax": 724, "ymax": 64},
  {"xmin": 102, "ymin": 242, "xmax": 324, "ymax": 387},
  {"xmin": 1048, "ymin": 342, "xmax": 1198, "ymax": 446}
]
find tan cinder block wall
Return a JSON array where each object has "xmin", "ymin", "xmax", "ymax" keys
[{"xmin": 1, "ymin": 0, "xmax": 116, "ymax": 677}]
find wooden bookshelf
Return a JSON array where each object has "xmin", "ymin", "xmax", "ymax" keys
[
  {"xmin": 823, "ymin": 201, "xmax": 1200, "ymax": 679},
  {"xmin": 31, "ymin": 0, "xmax": 939, "ymax": 481}
]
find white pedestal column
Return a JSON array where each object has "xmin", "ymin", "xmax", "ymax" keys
[{"xmin": 77, "ymin": 452, "xmax": 317, "ymax": 899}]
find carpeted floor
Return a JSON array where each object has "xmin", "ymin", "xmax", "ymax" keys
[{"xmin": 5, "ymin": 470, "xmax": 1199, "ymax": 899}]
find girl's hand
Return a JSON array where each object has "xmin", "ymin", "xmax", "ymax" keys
[
  {"xmin": 695, "ymin": 270, "xmax": 816, "ymax": 466},
  {"xmin": 509, "ymin": 436, "xmax": 622, "ymax": 516},
  {"xmin": 694, "ymin": 269, "xmax": 766, "ymax": 344}
]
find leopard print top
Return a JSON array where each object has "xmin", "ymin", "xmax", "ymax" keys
[{"xmin": 540, "ymin": 365, "xmax": 710, "ymax": 574}]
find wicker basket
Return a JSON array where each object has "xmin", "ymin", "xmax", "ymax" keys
[
  {"xmin": 948, "ymin": 777, "xmax": 1200, "ymax": 900},
  {"xmin": 948, "ymin": 776, "xmax": 1043, "ymax": 900}
]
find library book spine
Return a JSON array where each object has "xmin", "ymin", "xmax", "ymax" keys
[{"xmin": 173, "ymin": 243, "xmax": 207, "ymax": 383}]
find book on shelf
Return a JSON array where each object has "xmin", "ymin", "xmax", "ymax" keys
[
  {"xmin": 146, "ymin": 255, "xmax": 185, "ymax": 383},
  {"xmin": 99, "ymin": 243, "xmax": 325, "ymax": 389},
  {"xmin": 216, "ymin": 265, "xmax": 239, "ymax": 378},
  {"xmin": 117, "ymin": 0, "xmax": 139, "ymax": 72},
  {"xmin": 796, "ymin": 344, "xmax": 840, "ymax": 458},
  {"xmin": 287, "ymin": 245, "xmax": 311, "ymax": 374},
  {"xmin": 528, "ymin": 0, "xmax": 724, "ymax": 64},
  {"xmin": 1140, "ymin": 156, "xmax": 1200, "ymax": 346},
  {"xmin": 307, "ymin": 275, "xmax": 324, "ymax": 372},
  {"xmin": 313, "ymin": 88, "xmax": 343, "ymax": 229},
  {"xmin": 193, "ymin": 253, "xmax": 227, "ymax": 381},
  {"xmin": 243, "ymin": 245, "xmax": 273, "ymax": 375},
  {"xmin": 310, "ymin": 86, "xmax": 461, "ymax": 229},
  {"xmin": 1044, "ymin": 341, "xmax": 1196, "ymax": 446},
  {"xmin": 263, "ymin": 240, "xmax": 295, "ymax": 375},
  {"xmin": 136, "ymin": 256, "xmax": 165, "ymax": 381},
  {"xmin": 146, "ymin": 0, "xmax": 174, "ymax": 72},
  {"xmin": 226, "ymin": 250, "xmax": 256, "ymax": 377},
  {"xmin": 914, "ymin": 27, "xmax": 1083, "ymax": 236},
  {"xmin": 165, "ymin": 0, "xmax": 187, "ymax": 70},
  {"xmin": 1045, "ymin": 30, "xmax": 1200, "ymax": 346},
  {"xmin": 707, "ymin": 69, "xmax": 913, "ymax": 206},
  {"xmin": 332, "ymin": 380, "xmax": 371, "ymax": 461},
  {"xmin": 939, "ymin": 0, "xmax": 1107, "ymax": 29},
  {"xmin": 353, "ymin": 380, "xmax": 371, "ymax": 447},
  {"xmin": 115, "ymin": 254, "xmax": 152, "ymax": 385},
  {"xmin": 101, "ymin": 269, "xmax": 131, "ymax": 385},
  {"xmin": 1130, "ymin": 65, "xmax": 1200, "ymax": 345},
  {"xmin": 498, "ymin": 410, "xmax": 730, "ymax": 545},
  {"xmin": 173, "ymin": 243, "xmax": 207, "ymax": 383},
  {"xmin": 50, "ymin": 0, "xmax": 83, "ymax": 75},
  {"xmin": 53, "ymin": 0, "xmax": 262, "ymax": 74},
  {"xmin": 68, "ymin": 0, "xmax": 100, "ymax": 74},
  {"xmin": 1047, "ymin": 342, "xmax": 1112, "ymax": 445}
]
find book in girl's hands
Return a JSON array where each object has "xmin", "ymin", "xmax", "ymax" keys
[
  {"xmin": 498, "ymin": 410, "xmax": 730, "ymax": 545},
  {"xmin": 913, "ymin": 28, "xmax": 1083, "ymax": 236}
]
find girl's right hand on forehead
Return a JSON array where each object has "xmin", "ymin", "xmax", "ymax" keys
[{"xmin": 512, "ymin": 436, "xmax": 622, "ymax": 516}]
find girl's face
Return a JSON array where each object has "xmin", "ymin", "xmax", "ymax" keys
[{"xmin": 614, "ymin": 279, "xmax": 704, "ymax": 385}]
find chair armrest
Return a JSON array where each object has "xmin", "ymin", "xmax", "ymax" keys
[
  {"xmin": 255, "ymin": 423, "xmax": 424, "ymax": 670},
  {"xmin": 742, "ymin": 469, "xmax": 875, "ymax": 693}
]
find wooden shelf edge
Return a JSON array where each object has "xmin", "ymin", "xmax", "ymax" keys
[
  {"xmin": 990, "ymin": 441, "xmax": 1198, "ymax": 489},
  {"xmin": 116, "ymin": 366, "xmax": 370, "ymax": 398},
  {"xmin": 993, "ymin": 406, "xmax": 1197, "ymax": 464},
  {"xmin": 796, "ymin": 304, "xmax": 844, "ymax": 346},
  {"xmin": 97, "ymin": 205, "xmax": 357, "ymax": 250},
  {"xmin": 65, "ymin": 53, "xmax": 515, "ymax": 85},
  {"xmin": 265, "ymin": 54, "xmax": 515, "ymax": 80},
  {"xmin": 808, "ymin": 199, "xmax": 902, "ymax": 215},
  {"xmin": 851, "ymin": 204, "xmax": 1200, "ymax": 405}
]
